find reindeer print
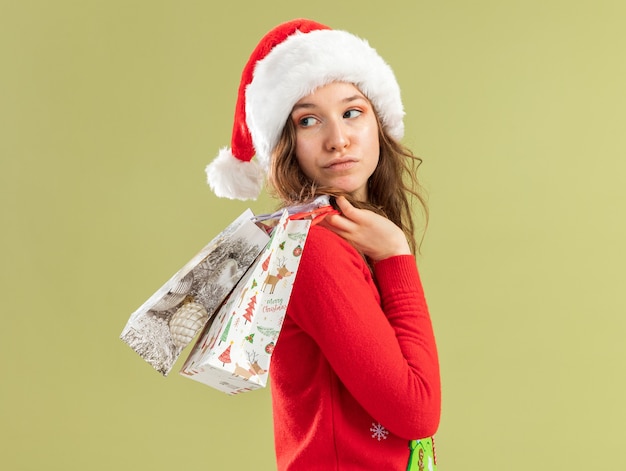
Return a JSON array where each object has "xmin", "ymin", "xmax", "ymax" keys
[
  {"xmin": 262, "ymin": 256, "xmax": 293, "ymax": 294},
  {"xmin": 233, "ymin": 351, "xmax": 268, "ymax": 380}
]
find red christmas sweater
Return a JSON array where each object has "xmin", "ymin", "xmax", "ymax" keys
[{"xmin": 271, "ymin": 225, "xmax": 441, "ymax": 470}]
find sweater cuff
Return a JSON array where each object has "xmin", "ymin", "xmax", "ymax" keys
[{"xmin": 374, "ymin": 255, "xmax": 422, "ymax": 293}]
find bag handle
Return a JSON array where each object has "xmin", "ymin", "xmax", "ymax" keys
[
  {"xmin": 252, "ymin": 195, "xmax": 338, "ymax": 225},
  {"xmin": 288, "ymin": 204, "xmax": 339, "ymax": 225}
]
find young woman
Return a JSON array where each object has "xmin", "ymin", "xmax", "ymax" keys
[{"xmin": 206, "ymin": 19, "xmax": 441, "ymax": 471}]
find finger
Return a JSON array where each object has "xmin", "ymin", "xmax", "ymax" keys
[
  {"xmin": 321, "ymin": 212, "xmax": 353, "ymax": 232},
  {"xmin": 334, "ymin": 196, "xmax": 361, "ymax": 223}
]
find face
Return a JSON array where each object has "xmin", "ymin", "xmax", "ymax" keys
[{"xmin": 290, "ymin": 82, "xmax": 380, "ymax": 201}]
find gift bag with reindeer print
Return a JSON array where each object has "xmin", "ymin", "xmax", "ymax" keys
[{"xmin": 180, "ymin": 202, "xmax": 335, "ymax": 395}]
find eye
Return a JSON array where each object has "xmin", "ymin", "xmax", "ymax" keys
[
  {"xmin": 343, "ymin": 109, "xmax": 362, "ymax": 119},
  {"xmin": 299, "ymin": 116, "xmax": 318, "ymax": 127}
]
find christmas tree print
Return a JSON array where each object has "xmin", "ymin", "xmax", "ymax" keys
[
  {"xmin": 219, "ymin": 342, "xmax": 233, "ymax": 366},
  {"xmin": 219, "ymin": 314, "xmax": 233, "ymax": 345},
  {"xmin": 242, "ymin": 295, "xmax": 257, "ymax": 324},
  {"xmin": 262, "ymin": 252, "xmax": 272, "ymax": 271}
]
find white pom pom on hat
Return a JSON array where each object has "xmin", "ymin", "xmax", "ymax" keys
[{"xmin": 206, "ymin": 18, "xmax": 405, "ymax": 200}]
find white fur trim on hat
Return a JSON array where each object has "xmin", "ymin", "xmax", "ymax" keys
[
  {"xmin": 246, "ymin": 29, "xmax": 405, "ymax": 170},
  {"xmin": 206, "ymin": 19, "xmax": 404, "ymax": 200},
  {"xmin": 206, "ymin": 147, "xmax": 264, "ymax": 200}
]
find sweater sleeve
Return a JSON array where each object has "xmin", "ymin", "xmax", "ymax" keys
[{"xmin": 286, "ymin": 225, "xmax": 441, "ymax": 439}]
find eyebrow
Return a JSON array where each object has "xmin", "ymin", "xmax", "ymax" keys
[{"xmin": 292, "ymin": 94, "xmax": 367, "ymax": 112}]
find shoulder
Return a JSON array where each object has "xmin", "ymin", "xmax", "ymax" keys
[
  {"xmin": 301, "ymin": 224, "xmax": 362, "ymax": 265},
  {"xmin": 292, "ymin": 224, "xmax": 372, "ymax": 287},
  {"xmin": 288, "ymin": 223, "xmax": 380, "ymax": 326}
]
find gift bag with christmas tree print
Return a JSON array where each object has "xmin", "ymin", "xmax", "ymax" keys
[
  {"xmin": 180, "ymin": 201, "xmax": 337, "ymax": 394},
  {"xmin": 120, "ymin": 209, "xmax": 271, "ymax": 376}
]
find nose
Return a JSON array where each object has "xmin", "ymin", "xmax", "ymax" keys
[{"xmin": 324, "ymin": 119, "xmax": 349, "ymax": 152}]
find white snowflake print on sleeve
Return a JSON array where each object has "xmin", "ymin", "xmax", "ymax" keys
[{"xmin": 370, "ymin": 422, "xmax": 389, "ymax": 441}]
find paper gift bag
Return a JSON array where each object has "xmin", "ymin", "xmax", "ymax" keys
[
  {"xmin": 120, "ymin": 209, "xmax": 271, "ymax": 376},
  {"xmin": 180, "ymin": 205, "xmax": 332, "ymax": 395},
  {"xmin": 407, "ymin": 437, "xmax": 437, "ymax": 471}
]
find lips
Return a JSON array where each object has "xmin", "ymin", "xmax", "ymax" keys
[{"xmin": 325, "ymin": 157, "xmax": 358, "ymax": 170}]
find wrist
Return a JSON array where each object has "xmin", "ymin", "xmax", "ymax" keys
[{"xmin": 369, "ymin": 240, "xmax": 411, "ymax": 263}]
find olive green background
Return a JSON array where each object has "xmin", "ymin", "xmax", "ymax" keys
[{"xmin": 2, "ymin": 1, "xmax": 625, "ymax": 469}]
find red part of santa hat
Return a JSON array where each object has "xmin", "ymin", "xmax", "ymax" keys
[{"xmin": 206, "ymin": 18, "xmax": 405, "ymax": 200}]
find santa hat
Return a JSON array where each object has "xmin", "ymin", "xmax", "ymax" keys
[{"xmin": 206, "ymin": 18, "xmax": 405, "ymax": 200}]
